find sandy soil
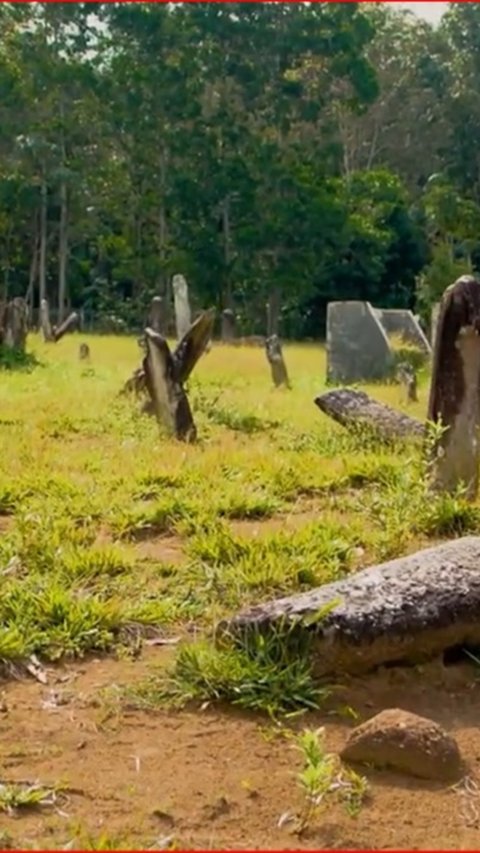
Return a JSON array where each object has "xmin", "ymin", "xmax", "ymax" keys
[{"xmin": 1, "ymin": 650, "xmax": 480, "ymax": 850}]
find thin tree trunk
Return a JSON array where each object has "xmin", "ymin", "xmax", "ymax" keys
[
  {"xmin": 58, "ymin": 177, "xmax": 68, "ymax": 324},
  {"xmin": 222, "ymin": 194, "xmax": 233, "ymax": 310},
  {"xmin": 25, "ymin": 211, "xmax": 39, "ymax": 312},
  {"xmin": 39, "ymin": 177, "xmax": 47, "ymax": 306},
  {"xmin": 158, "ymin": 146, "xmax": 169, "ymax": 333}
]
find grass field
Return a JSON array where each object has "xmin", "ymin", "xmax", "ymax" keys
[{"xmin": 0, "ymin": 334, "xmax": 479, "ymax": 848}]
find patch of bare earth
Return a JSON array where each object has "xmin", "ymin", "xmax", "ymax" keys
[
  {"xmin": 2, "ymin": 653, "xmax": 480, "ymax": 849},
  {"xmin": 134, "ymin": 535, "xmax": 185, "ymax": 565}
]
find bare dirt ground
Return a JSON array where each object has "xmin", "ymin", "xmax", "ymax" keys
[{"xmin": 2, "ymin": 651, "xmax": 480, "ymax": 850}]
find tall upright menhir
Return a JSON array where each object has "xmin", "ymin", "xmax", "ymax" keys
[{"xmin": 427, "ymin": 275, "xmax": 480, "ymax": 500}]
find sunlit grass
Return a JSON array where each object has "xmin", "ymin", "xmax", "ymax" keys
[{"xmin": 0, "ymin": 332, "xmax": 477, "ymax": 705}]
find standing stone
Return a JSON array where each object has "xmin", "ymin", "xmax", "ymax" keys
[
  {"xmin": 221, "ymin": 309, "xmax": 236, "ymax": 342},
  {"xmin": 428, "ymin": 275, "xmax": 480, "ymax": 500},
  {"xmin": 1, "ymin": 297, "xmax": 28, "ymax": 351},
  {"xmin": 265, "ymin": 335, "xmax": 290, "ymax": 388},
  {"xmin": 148, "ymin": 296, "xmax": 164, "ymax": 335},
  {"xmin": 172, "ymin": 274, "xmax": 191, "ymax": 341},
  {"xmin": 375, "ymin": 308, "xmax": 431, "ymax": 355},
  {"xmin": 52, "ymin": 312, "xmax": 79, "ymax": 343},
  {"xmin": 40, "ymin": 298, "xmax": 54, "ymax": 342},
  {"xmin": 431, "ymin": 301, "xmax": 441, "ymax": 350},
  {"xmin": 326, "ymin": 301, "xmax": 393, "ymax": 384},
  {"xmin": 396, "ymin": 363, "xmax": 418, "ymax": 403}
]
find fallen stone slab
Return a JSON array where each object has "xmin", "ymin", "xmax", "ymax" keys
[
  {"xmin": 341, "ymin": 709, "xmax": 463, "ymax": 782},
  {"xmin": 314, "ymin": 388, "xmax": 424, "ymax": 440},
  {"xmin": 224, "ymin": 537, "xmax": 480, "ymax": 676}
]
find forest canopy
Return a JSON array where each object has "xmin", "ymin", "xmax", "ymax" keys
[{"xmin": 0, "ymin": 1, "xmax": 478, "ymax": 337}]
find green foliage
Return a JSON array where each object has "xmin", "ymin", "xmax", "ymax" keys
[
  {"xmin": 0, "ymin": 2, "xmax": 469, "ymax": 334},
  {"xmin": 292, "ymin": 727, "xmax": 369, "ymax": 832},
  {"xmin": 126, "ymin": 625, "xmax": 328, "ymax": 717},
  {"xmin": 0, "ymin": 345, "xmax": 39, "ymax": 372}
]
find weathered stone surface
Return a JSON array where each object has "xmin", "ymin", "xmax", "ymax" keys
[
  {"xmin": 431, "ymin": 301, "xmax": 441, "ymax": 349},
  {"xmin": 315, "ymin": 388, "xmax": 424, "ymax": 439},
  {"xmin": 326, "ymin": 301, "xmax": 393, "ymax": 383},
  {"xmin": 52, "ymin": 312, "xmax": 79, "ymax": 343},
  {"xmin": 40, "ymin": 298, "xmax": 54, "ymax": 342},
  {"xmin": 1, "ymin": 297, "xmax": 28, "ymax": 350},
  {"xmin": 341, "ymin": 709, "xmax": 463, "ymax": 782},
  {"xmin": 148, "ymin": 296, "xmax": 164, "ymax": 335},
  {"xmin": 375, "ymin": 308, "xmax": 432, "ymax": 355},
  {"xmin": 396, "ymin": 363, "xmax": 418, "ymax": 403},
  {"xmin": 265, "ymin": 335, "xmax": 290, "ymax": 388},
  {"xmin": 143, "ymin": 327, "xmax": 196, "ymax": 443},
  {"xmin": 427, "ymin": 276, "xmax": 480, "ymax": 500},
  {"xmin": 172, "ymin": 274, "xmax": 191, "ymax": 341},
  {"xmin": 225, "ymin": 537, "xmax": 480, "ymax": 676}
]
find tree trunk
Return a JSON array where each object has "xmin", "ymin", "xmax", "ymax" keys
[
  {"xmin": 222, "ymin": 195, "xmax": 233, "ymax": 310},
  {"xmin": 25, "ymin": 213, "xmax": 39, "ymax": 314},
  {"xmin": 266, "ymin": 286, "xmax": 281, "ymax": 337},
  {"xmin": 221, "ymin": 308, "xmax": 236, "ymax": 342},
  {"xmin": 58, "ymin": 177, "xmax": 68, "ymax": 324},
  {"xmin": 315, "ymin": 389, "xmax": 424, "ymax": 440},
  {"xmin": 39, "ymin": 178, "xmax": 47, "ymax": 307}
]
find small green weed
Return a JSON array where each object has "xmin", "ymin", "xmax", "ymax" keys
[
  {"xmin": 0, "ymin": 781, "xmax": 64, "ymax": 815},
  {"xmin": 292, "ymin": 727, "xmax": 369, "ymax": 833}
]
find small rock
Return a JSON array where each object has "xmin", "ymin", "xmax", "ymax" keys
[{"xmin": 340, "ymin": 708, "xmax": 463, "ymax": 781}]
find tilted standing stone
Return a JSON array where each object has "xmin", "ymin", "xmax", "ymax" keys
[
  {"xmin": 142, "ymin": 308, "xmax": 215, "ymax": 443},
  {"xmin": 375, "ymin": 308, "xmax": 431, "ymax": 355},
  {"xmin": 172, "ymin": 274, "xmax": 191, "ymax": 341},
  {"xmin": 52, "ymin": 312, "xmax": 79, "ymax": 343},
  {"xmin": 265, "ymin": 335, "xmax": 290, "ymax": 388},
  {"xmin": 427, "ymin": 275, "xmax": 480, "ymax": 499},
  {"xmin": 221, "ymin": 309, "xmax": 236, "ymax": 342},
  {"xmin": 326, "ymin": 301, "xmax": 393, "ymax": 383},
  {"xmin": 315, "ymin": 388, "xmax": 424, "ymax": 440}
]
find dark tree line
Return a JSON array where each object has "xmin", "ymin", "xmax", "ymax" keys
[{"xmin": 0, "ymin": 2, "xmax": 479, "ymax": 337}]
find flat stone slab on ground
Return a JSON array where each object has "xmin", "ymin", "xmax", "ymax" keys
[
  {"xmin": 315, "ymin": 388, "xmax": 424, "ymax": 439},
  {"xmin": 225, "ymin": 537, "xmax": 480, "ymax": 676},
  {"xmin": 341, "ymin": 708, "xmax": 463, "ymax": 782}
]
